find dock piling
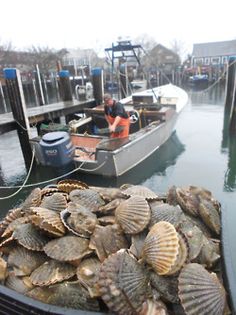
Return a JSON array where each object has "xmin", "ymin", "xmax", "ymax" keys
[
  {"xmin": 91, "ymin": 68, "xmax": 104, "ymax": 105},
  {"xmin": 3, "ymin": 68, "xmax": 33, "ymax": 169},
  {"xmin": 58, "ymin": 70, "xmax": 73, "ymax": 101}
]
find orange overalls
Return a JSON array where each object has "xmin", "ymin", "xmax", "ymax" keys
[{"xmin": 107, "ymin": 115, "xmax": 130, "ymax": 138}]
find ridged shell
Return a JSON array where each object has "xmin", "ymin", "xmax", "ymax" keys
[
  {"xmin": 150, "ymin": 271, "xmax": 179, "ymax": 303},
  {"xmin": 69, "ymin": 189, "xmax": 105, "ymax": 212},
  {"xmin": 121, "ymin": 185, "xmax": 158, "ymax": 200},
  {"xmin": 20, "ymin": 188, "xmax": 42, "ymax": 213},
  {"xmin": 166, "ymin": 232, "xmax": 189, "ymax": 275},
  {"xmin": 0, "ymin": 208, "xmax": 23, "ymax": 235},
  {"xmin": 90, "ymin": 186, "xmax": 124, "ymax": 202},
  {"xmin": 115, "ymin": 196, "xmax": 151, "ymax": 234},
  {"xmin": 178, "ymin": 263, "xmax": 226, "ymax": 315},
  {"xmin": 142, "ymin": 221, "xmax": 179, "ymax": 275},
  {"xmin": 198, "ymin": 196, "xmax": 221, "ymax": 235},
  {"xmin": 26, "ymin": 286, "xmax": 52, "ymax": 303},
  {"xmin": 45, "ymin": 280, "xmax": 100, "ymax": 311},
  {"xmin": 139, "ymin": 299, "xmax": 168, "ymax": 315},
  {"xmin": 149, "ymin": 202, "xmax": 185, "ymax": 228},
  {"xmin": 30, "ymin": 259, "xmax": 76, "ymax": 286},
  {"xmin": 57, "ymin": 179, "xmax": 89, "ymax": 193},
  {"xmin": 129, "ymin": 230, "xmax": 148, "ymax": 259},
  {"xmin": 30, "ymin": 207, "xmax": 65, "ymax": 237},
  {"xmin": 76, "ymin": 257, "xmax": 101, "ymax": 297},
  {"xmin": 96, "ymin": 198, "xmax": 123, "ymax": 214},
  {"xmin": 1, "ymin": 216, "xmax": 29, "ymax": 238},
  {"xmin": 44, "ymin": 235, "xmax": 92, "ymax": 262},
  {"xmin": 40, "ymin": 193, "xmax": 68, "ymax": 212},
  {"xmin": 12, "ymin": 223, "xmax": 50, "ymax": 251},
  {"xmin": 175, "ymin": 186, "xmax": 199, "ymax": 217},
  {"xmin": 5, "ymin": 274, "xmax": 34, "ymax": 294},
  {"xmin": 0, "ymin": 256, "xmax": 7, "ymax": 281},
  {"xmin": 178, "ymin": 221, "xmax": 204, "ymax": 261},
  {"xmin": 60, "ymin": 202, "xmax": 97, "ymax": 238},
  {"xmin": 89, "ymin": 224, "xmax": 128, "ymax": 262},
  {"xmin": 8, "ymin": 246, "xmax": 48, "ymax": 276},
  {"xmin": 98, "ymin": 250, "xmax": 151, "ymax": 315},
  {"xmin": 98, "ymin": 215, "xmax": 116, "ymax": 226}
]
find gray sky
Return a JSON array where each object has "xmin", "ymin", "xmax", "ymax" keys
[{"xmin": 1, "ymin": 0, "xmax": 235, "ymax": 57}]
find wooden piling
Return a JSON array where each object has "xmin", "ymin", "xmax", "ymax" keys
[
  {"xmin": 224, "ymin": 57, "xmax": 236, "ymax": 131},
  {"xmin": 119, "ymin": 62, "xmax": 128, "ymax": 99},
  {"xmin": 58, "ymin": 70, "xmax": 73, "ymax": 101},
  {"xmin": 35, "ymin": 64, "xmax": 46, "ymax": 105},
  {"xmin": 3, "ymin": 68, "xmax": 33, "ymax": 169},
  {"xmin": 91, "ymin": 68, "xmax": 104, "ymax": 105}
]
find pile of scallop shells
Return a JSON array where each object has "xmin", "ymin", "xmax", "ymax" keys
[{"xmin": 0, "ymin": 180, "xmax": 232, "ymax": 315}]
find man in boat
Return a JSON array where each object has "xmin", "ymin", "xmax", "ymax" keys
[{"xmin": 103, "ymin": 94, "xmax": 130, "ymax": 138}]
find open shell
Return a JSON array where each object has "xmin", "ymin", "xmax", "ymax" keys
[
  {"xmin": 43, "ymin": 235, "xmax": 93, "ymax": 263},
  {"xmin": 98, "ymin": 250, "xmax": 151, "ymax": 315},
  {"xmin": 6, "ymin": 274, "xmax": 34, "ymax": 294},
  {"xmin": 20, "ymin": 188, "xmax": 42, "ymax": 214},
  {"xmin": 115, "ymin": 196, "xmax": 151, "ymax": 234},
  {"xmin": 121, "ymin": 185, "xmax": 158, "ymax": 200},
  {"xmin": 141, "ymin": 221, "xmax": 179, "ymax": 275},
  {"xmin": 30, "ymin": 259, "xmax": 76, "ymax": 286},
  {"xmin": 60, "ymin": 202, "xmax": 97, "ymax": 238},
  {"xmin": 0, "ymin": 208, "xmax": 24, "ymax": 236},
  {"xmin": 178, "ymin": 263, "xmax": 226, "ymax": 315}
]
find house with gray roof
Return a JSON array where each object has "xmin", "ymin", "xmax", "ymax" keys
[{"xmin": 191, "ymin": 39, "xmax": 236, "ymax": 67}]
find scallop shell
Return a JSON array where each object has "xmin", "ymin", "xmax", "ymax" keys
[
  {"xmin": 139, "ymin": 299, "xmax": 168, "ymax": 315},
  {"xmin": 178, "ymin": 220, "xmax": 204, "ymax": 261},
  {"xmin": 129, "ymin": 230, "xmax": 148, "ymax": 259},
  {"xmin": 98, "ymin": 250, "xmax": 151, "ymax": 315},
  {"xmin": 0, "ymin": 208, "xmax": 23, "ymax": 236},
  {"xmin": 46, "ymin": 280, "xmax": 100, "ymax": 311},
  {"xmin": 20, "ymin": 188, "xmax": 42, "ymax": 213},
  {"xmin": 57, "ymin": 179, "xmax": 89, "ymax": 193},
  {"xmin": 96, "ymin": 198, "xmax": 123, "ymax": 214},
  {"xmin": 26, "ymin": 286, "xmax": 52, "ymax": 303},
  {"xmin": 1, "ymin": 216, "xmax": 29, "ymax": 238},
  {"xmin": 198, "ymin": 196, "xmax": 221, "ymax": 235},
  {"xmin": 60, "ymin": 202, "xmax": 97, "ymax": 238},
  {"xmin": 40, "ymin": 193, "xmax": 68, "ymax": 212},
  {"xmin": 150, "ymin": 271, "xmax": 179, "ymax": 303},
  {"xmin": 141, "ymin": 221, "xmax": 179, "ymax": 275},
  {"xmin": 30, "ymin": 259, "xmax": 76, "ymax": 286},
  {"xmin": 175, "ymin": 186, "xmax": 199, "ymax": 217},
  {"xmin": 149, "ymin": 202, "xmax": 185, "ymax": 228},
  {"xmin": 90, "ymin": 186, "xmax": 124, "ymax": 202},
  {"xmin": 6, "ymin": 274, "xmax": 34, "ymax": 294},
  {"xmin": 97, "ymin": 215, "xmax": 116, "ymax": 226},
  {"xmin": 12, "ymin": 223, "xmax": 50, "ymax": 251},
  {"xmin": 89, "ymin": 224, "xmax": 128, "ymax": 262},
  {"xmin": 30, "ymin": 207, "xmax": 65, "ymax": 237},
  {"xmin": 178, "ymin": 263, "xmax": 226, "ymax": 315},
  {"xmin": 166, "ymin": 231, "xmax": 189, "ymax": 275},
  {"xmin": 41, "ymin": 187, "xmax": 59, "ymax": 198},
  {"xmin": 44, "ymin": 235, "xmax": 93, "ymax": 263},
  {"xmin": 115, "ymin": 196, "xmax": 151, "ymax": 234},
  {"xmin": 0, "ymin": 256, "xmax": 7, "ymax": 281},
  {"xmin": 122, "ymin": 185, "xmax": 158, "ymax": 200},
  {"xmin": 8, "ymin": 245, "xmax": 48, "ymax": 276},
  {"xmin": 76, "ymin": 257, "xmax": 101, "ymax": 297},
  {"xmin": 69, "ymin": 189, "xmax": 105, "ymax": 212}
]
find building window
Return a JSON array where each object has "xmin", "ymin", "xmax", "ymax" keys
[
  {"xmin": 211, "ymin": 57, "xmax": 220, "ymax": 65},
  {"xmin": 194, "ymin": 58, "xmax": 203, "ymax": 66},
  {"xmin": 204, "ymin": 58, "xmax": 210, "ymax": 65}
]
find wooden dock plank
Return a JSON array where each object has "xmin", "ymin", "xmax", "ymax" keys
[{"xmin": 0, "ymin": 99, "xmax": 95, "ymax": 135}]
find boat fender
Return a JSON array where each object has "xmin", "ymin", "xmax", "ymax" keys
[{"xmin": 129, "ymin": 110, "xmax": 140, "ymax": 124}]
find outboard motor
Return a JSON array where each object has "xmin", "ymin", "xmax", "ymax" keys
[{"xmin": 39, "ymin": 131, "xmax": 74, "ymax": 167}]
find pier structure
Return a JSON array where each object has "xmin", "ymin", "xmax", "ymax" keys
[
  {"xmin": 224, "ymin": 57, "xmax": 236, "ymax": 131},
  {"xmin": 1, "ymin": 67, "xmax": 99, "ymax": 168}
]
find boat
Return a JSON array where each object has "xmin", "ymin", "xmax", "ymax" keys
[
  {"xmin": 69, "ymin": 83, "xmax": 188, "ymax": 177},
  {"xmin": 188, "ymin": 74, "xmax": 209, "ymax": 85}
]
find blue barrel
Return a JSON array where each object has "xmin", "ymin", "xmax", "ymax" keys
[{"xmin": 39, "ymin": 132, "xmax": 74, "ymax": 167}]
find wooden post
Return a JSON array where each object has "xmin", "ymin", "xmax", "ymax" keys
[
  {"xmin": 58, "ymin": 70, "xmax": 73, "ymax": 101},
  {"xmin": 119, "ymin": 61, "xmax": 128, "ymax": 99},
  {"xmin": 224, "ymin": 57, "xmax": 236, "ymax": 109},
  {"xmin": 91, "ymin": 68, "xmax": 104, "ymax": 105},
  {"xmin": 35, "ymin": 64, "xmax": 46, "ymax": 105},
  {"xmin": 0, "ymin": 81, "xmax": 7, "ymax": 113},
  {"xmin": 3, "ymin": 68, "xmax": 33, "ymax": 169}
]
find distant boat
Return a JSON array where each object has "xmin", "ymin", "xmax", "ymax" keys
[{"xmin": 70, "ymin": 83, "xmax": 188, "ymax": 177}]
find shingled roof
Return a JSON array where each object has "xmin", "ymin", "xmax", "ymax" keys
[{"xmin": 192, "ymin": 40, "xmax": 236, "ymax": 57}]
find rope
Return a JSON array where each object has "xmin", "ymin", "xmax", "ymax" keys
[
  {"xmin": 0, "ymin": 160, "xmax": 87, "ymax": 190},
  {"xmin": 78, "ymin": 160, "xmax": 106, "ymax": 172},
  {"xmin": 0, "ymin": 148, "xmax": 35, "ymax": 200}
]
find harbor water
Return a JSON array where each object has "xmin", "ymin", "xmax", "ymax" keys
[{"xmin": 0, "ymin": 82, "xmax": 236, "ymax": 309}]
